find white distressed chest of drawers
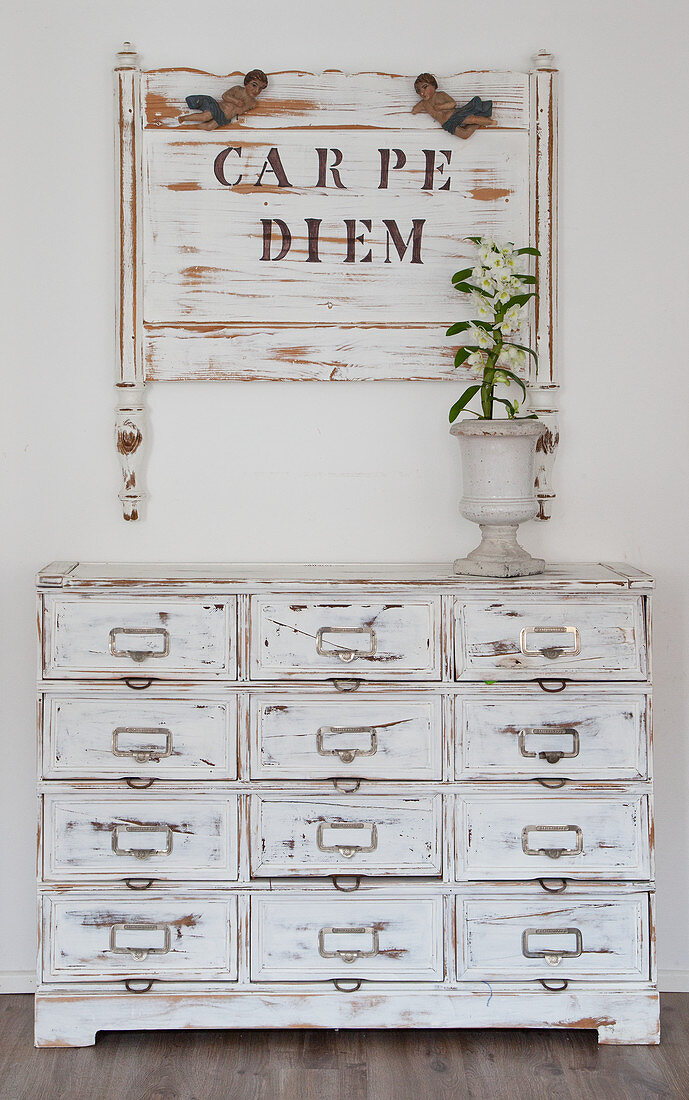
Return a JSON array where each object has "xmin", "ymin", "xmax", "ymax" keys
[{"xmin": 35, "ymin": 561, "xmax": 659, "ymax": 1046}]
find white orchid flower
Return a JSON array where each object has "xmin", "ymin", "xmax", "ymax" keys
[
  {"xmin": 470, "ymin": 292, "xmax": 494, "ymax": 320},
  {"xmin": 466, "ymin": 351, "xmax": 484, "ymax": 368}
]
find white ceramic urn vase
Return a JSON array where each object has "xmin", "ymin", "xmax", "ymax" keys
[{"xmin": 450, "ymin": 419, "xmax": 546, "ymax": 577}]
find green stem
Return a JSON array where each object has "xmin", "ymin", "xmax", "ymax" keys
[{"xmin": 481, "ymin": 332, "xmax": 503, "ymax": 419}]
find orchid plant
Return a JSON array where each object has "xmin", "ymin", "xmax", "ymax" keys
[{"xmin": 447, "ymin": 237, "xmax": 540, "ymax": 422}]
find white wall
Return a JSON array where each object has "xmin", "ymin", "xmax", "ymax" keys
[{"xmin": 2, "ymin": 0, "xmax": 688, "ymax": 992}]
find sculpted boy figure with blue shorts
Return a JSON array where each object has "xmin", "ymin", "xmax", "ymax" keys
[
  {"xmin": 412, "ymin": 73, "xmax": 495, "ymax": 139},
  {"xmin": 179, "ymin": 69, "xmax": 268, "ymax": 129}
]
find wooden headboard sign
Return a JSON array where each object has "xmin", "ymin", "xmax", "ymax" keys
[{"xmin": 114, "ymin": 45, "xmax": 558, "ymax": 521}]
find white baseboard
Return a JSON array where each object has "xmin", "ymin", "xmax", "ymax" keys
[
  {"xmin": 659, "ymin": 970, "xmax": 689, "ymax": 992},
  {"xmin": 0, "ymin": 971, "xmax": 35, "ymax": 994},
  {"xmin": 0, "ymin": 970, "xmax": 687, "ymax": 996}
]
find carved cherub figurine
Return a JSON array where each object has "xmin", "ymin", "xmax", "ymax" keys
[
  {"xmin": 411, "ymin": 73, "xmax": 495, "ymax": 139},
  {"xmin": 178, "ymin": 69, "xmax": 268, "ymax": 130}
]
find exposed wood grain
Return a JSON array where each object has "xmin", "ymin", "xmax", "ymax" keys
[{"xmin": 142, "ymin": 70, "xmax": 530, "ymax": 131}]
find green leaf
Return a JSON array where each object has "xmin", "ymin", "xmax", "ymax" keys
[
  {"xmin": 449, "ymin": 385, "xmax": 481, "ymax": 423},
  {"xmin": 493, "ymin": 396, "xmax": 517, "ymax": 419},
  {"xmin": 515, "ymin": 273, "xmax": 537, "ymax": 284},
  {"xmin": 451, "ymin": 267, "xmax": 474, "ymax": 283},
  {"xmin": 483, "ymin": 679, "xmax": 497, "ymax": 685},
  {"xmin": 503, "ymin": 292, "xmax": 536, "ymax": 310},
  {"xmin": 471, "ymin": 319, "xmax": 495, "ymax": 332},
  {"xmin": 454, "ymin": 346, "xmax": 481, "ymax": 367},
  {"xmin": 515, "ymin": 246, "xmax": 541, "ymax": 256},
  {"xmin": 494, "ymin": 368, "xmax": 527, "ymax": 397},
  {"xmin": 503, "ymin": 341, "xmax": 538, "ymax": 361},
  {"xmin": 446, "ymin": 321, "xmax": 472, "ymax": 336},
  {"xmin": 465, "ymin": 236, "xmax": 482, "ymax": 245},
  {"xmin": 453, "ymin": 281, "xmax": 494, "ymax": 299}
]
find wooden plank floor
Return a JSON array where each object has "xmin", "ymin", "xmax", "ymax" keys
[{"xmin": 1, "ymin": 994, "xmax": 688, "ymax": 1100}]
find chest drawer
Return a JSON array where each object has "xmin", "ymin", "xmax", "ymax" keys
[
  {"xmin": 456, "ymin": 790, "xmax": 651, "ymax": 881},
  {"xmin": 250, "ymin": 794, "xmax": 442, "ymax": 877},
  {"xmin": 41, "ymin": 692, "xmax": 238, "ymax": 780},
  {"xmin": 42, "ymin": 892, "xmax": 238, "ymax": 981},
  {"xmin": 42, "ymin": 595, "xmax": 236, "ymax": 678},
  {"xmin": 251, "ymin": 894, "xmax": 444, "ymax": 981},
  {"xmin": 42, "ymin": 793, "xmax": 239, "ymax": 882},
  {"xmin": 249, "ymin": 597, "xmax": 441, "ymax": 680},
  {"xmin": 455, "ymin": 691, "xmax": 648, "ymax": 781},
  {"xmin": 457, "ymin": 891, "xmax": 650, "ymax": 981},
  {"xmin": 456, "ymin": 596, "xmax": 647, "ymax": 680},
  {"xmin": 250, "ymin": 694, "xmax": 442, "ymax": 780}
]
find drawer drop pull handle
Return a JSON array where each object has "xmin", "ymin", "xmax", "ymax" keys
[
  {"xmin": 112, "ymin": 824, "xmax": 174, "ymax": 860},
  {"xmin": 333, "ymin": 979, "xmax": 362, "ymax": 992},
  {"xmin": 124, "ymin": 678, "xmax": 154, "ymax": 690},
  {"xmin": 317, "ymin": 726, "xmax": 378, "ymax": 764},
  {"xmin": 123, "ymin": 878, "xmax": 155, "ymax": 890},
  {"xmin": 317, "ymin": 821, "xmax": 378, "ymax": 858},
  {"xmin": 520, "ymin": 626, "xmax": 580, "ymax": 660},
  {"xmin": 332, "ymin": 875, "xmax": 361, "ymax": 892},
  {"xmin": 535, "ymin": 777, "xmax": 568, "ymax": 790},
  {"xmin": 521, "ymin": 825, "xmax": 583, "ymax": 859},
  {"xmin": 522, "ymin": 927, "xmax": 583, "ymax": 966},
  {"xmin": 125, "ymin": 777, "xmax": 156, "ymax": 789},
  {"xmin": 112, "ymin": 727, "xmax": 173, "ymax": 763},
  {"xmin": 518, "ymin": 728, "xmax": 579, "ymax": 764},
  {"xmin": 109, "ymin": 627, "xmax": 170, "ymax": 663},
  {"xmin": 124, "ymin": 979, "xmax": 154, "ymax": 994},
  {"xmin": 538, "ymin": 878, "xmax": 568, "ymax": 893},
  {"xmin": 332, "ymin": 779, "xmax": 361, "ymax": 794},
  {"xmin": 319, "ymin": 926, "xmax": 379, "ymax": 962},
  {"xmin": 538, "ymin": 978, "xmax": 569, "ymax": 992},
  {"xmin": 317, "ymin": 626, "xmax": 376, "ymax": 663},
  {"xmin": 536, "ymin": 679, "xmax": 567, "ymax": 693},
  {"xmin": 330, "ymin": 678, "xmax": 362, "ymax": 693},
  {"xmin": 110, "ymin": 922, "xmax": 171, "ymax": 961}
]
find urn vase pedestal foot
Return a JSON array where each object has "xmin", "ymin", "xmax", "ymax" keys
[{"xmin": 454, "ymin": 523, "xmax": 545, "ymax": 577}]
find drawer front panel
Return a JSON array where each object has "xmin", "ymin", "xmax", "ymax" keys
[
  {"xmin": 455, "ymin": 693, "xmax": 648, "ymax": 780},
  {"xmin": 250, "ymin": 598, "xmax": 441, "ymax": 680},
  {"xmin": 43, "ymin": 794, "xmax": 239, "ymax": 881},
  {"xmin": 457, "ymin": 893, "xmax": 650, "ymax": 980},
  {"xmin": 251, "ymin": 895, "xmax": 444, "ymax": 981},
  {"xmin": 456, "ymin": 792, "xmax": 651, "ymax": 880},
  {"xmin": 456, "ymin": 596, "xmax": 647, "ymax": 680},
  {"xmin": 42, "ymin": 893, "xmax": 238, "ymax": 981},
  {"xmin": 250, "ymin": 694, "xmax": 442, "ymax": 780},
  {"xmin": 250, "ymin": 795, "xmax": 442, "ymax": 877},
  {"xmin": 43, "ymin": 595, "xmax": 236, "ymax": 678},
  {"xmin": 42, "ymin": 693, "xmax": 237, "ymax": 779}
]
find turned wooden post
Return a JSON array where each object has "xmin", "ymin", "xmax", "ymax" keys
[
  {"xmin": 114, "ymin": 41, "xmax": 145, "ymax": 521},
  {"xmin": 529, "ymin": 49, "xmax": 558, "ymax": 520}
]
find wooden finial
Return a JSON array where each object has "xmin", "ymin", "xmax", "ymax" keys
[
  {"xmin": 532, "ymin": 49, "xmax": 556, "ymax": 70},
  {"xmin": 116, "ymin": 41, "xmax": 139, "ymax": 69}
]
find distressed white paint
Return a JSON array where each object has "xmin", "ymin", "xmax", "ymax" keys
[
  {"xmin": 116, "ymin": 61, "xmax": 557, "ymax": 518},
  {"xmin": 42, "ymin": 892, "xmax": 238, "ymax": 981},
  {"xmin": 250, "ymin": 794, "xmax": 442, "ymax": 876},
  {"xmin": 42, "ymin": 692, "xmax": 237, "ymax": 779},
  {"xmin": 457, "ymin": 892, "xmax": 649, "ymax": 980},
  {"xmin": 250, "ymin": 596, "xmax": 442, "ymax": 679},
  {"xmin": 43, "ymin": 595, "xmax": 237, "ymax": 679},
  {"xmin": 250, "ymin": 894, "xmax": 444, "ymax": 981},
  {"xmin": 143, "ymin": 69, "xmax": 531, "ymax": 131},
  {"xmin": 250, "ymin": 693, "xmax": 442, "ymax": 780},
  {"xmin": 456, "ymin": 789, "xmax": 651, "ymax": 880},
  {"xmin": 35, "ymin": 562, "xmax": 657, "ymax": 1046},
  {"xmin": 43, "ymin": 792, "xmax": 239, "ymax": 882},
  {"xmin": 455, "ymin": 595, "xmax": 648, "ymax": 679},
  {"xmin": 455, "ymin": 690, "xmax": 649, "ymax": 780}
]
